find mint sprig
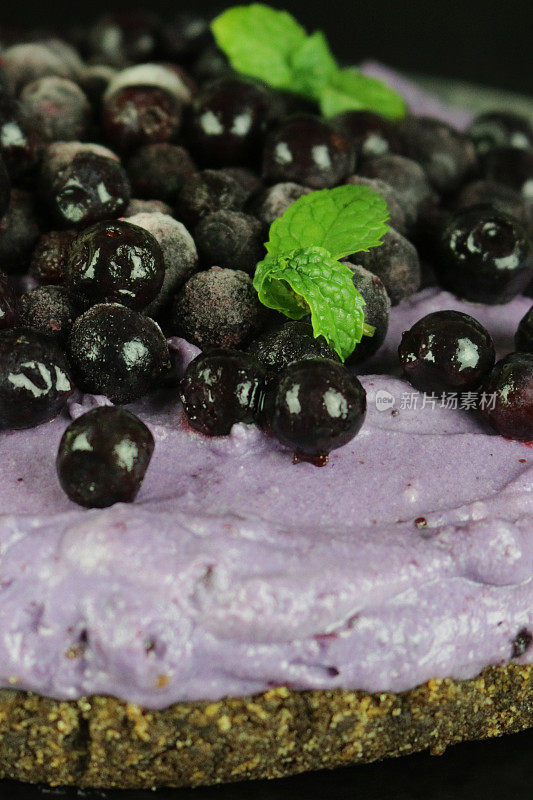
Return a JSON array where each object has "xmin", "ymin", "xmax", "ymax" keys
[
  {"xmin": 211, "ymin": 4, "xmax": 406, "ymax": 119},
  {"xmin": 253, "ymin": 185, "xmax": 390, "ymax": 361}
]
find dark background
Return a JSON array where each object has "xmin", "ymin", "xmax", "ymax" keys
[{"xmin": 1, "ymin": 0, "xmax": 532, "ymax": 95}]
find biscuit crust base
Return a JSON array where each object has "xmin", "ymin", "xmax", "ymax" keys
[{"xmin": 1, "ymin": 664, "xmax": 532, "ymax": 789}]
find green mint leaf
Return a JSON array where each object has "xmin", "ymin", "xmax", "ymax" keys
[
  {"xmin": 253, "ymin": 246, "xmax": 366, "ymax": 361},
  {"xmin": 289, "ymin": 31, "xmax": 337, "ymax": 100},
  {"xmin": 266, "ymin": 184, "xmax": 390, "ymax": 261},
  {"xmin": 211, "ymin": 4, "xmax": 306, "ymax": 92},
  {"xmin": 320, "ymin": 67, "xmax": 407, "ymax": 119}
]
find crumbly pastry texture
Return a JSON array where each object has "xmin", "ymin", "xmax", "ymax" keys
[{"xmin": 1, "ymin": 665, "xmax": 533, "ymax": 789}]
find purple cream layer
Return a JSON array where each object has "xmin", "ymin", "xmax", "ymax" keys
[{"xmin": 0, "ymin": 287, "xmax": 532, "ymax": 709}]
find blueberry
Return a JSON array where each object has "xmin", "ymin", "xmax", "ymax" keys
[
  {"xmin": 88, "ymin": 12, "xmax": 161, "ymax": 67},
  {"xmin": 19, "ymin": 77, "xmax": 91, "ymax": 143},
  {"xmin": 359, "ymin": 154, "xmax": 432, "ymax": 230},
  {"xmin": 398, "ymin": 116, "xmax": 477, "ymax": 195},
  {"xmin": 331, "ymin": 110, "xmax": 403, "ymax": 161},
  {"xmin": 41, "ymin": 150, "xmax": 131, "ymax": 229},
  {"xmin": 437, "ymin": 205, "xmax": 531, "ymax": 304},
  {"xmin": 515, "ymin": 306, "xmax": 533, "ymax": 353},
  {"xmin": 263, "ymin": 358, "xmax": 366, "ymax": 460},
  {"xmin": 0, "ymin": 270, "xmax": 19, "ymax": 330},
  {"xmin": 262, "ymin": 115, "xmax": 355, "ymax": 189},
  {"xmin": 480, "ymin": 353, "xmax": 533, "ymax": 441},
  {"xmin": 57, "ymin": 406, "xmax": 155, "ymax": 508},
  {"xmin": 0, "ymin": 327, "xmax": 73, "ymax": 429},
  {"xmin": 453, "ymin": 180, "xmax": 527, "ymax": 223},
  {"xmin": 346, "ymin": 175, "xmax": 409, "ymax": 237},
  {"xmin": 352, "ymin": 227, "xmax": 421, "ymax": 305},
  {"xmin": 176, "ymin": 169, "xmax": 248, "ymax": 229},
  {"xmin": 250, "ymin": 182, "xmax": 312, "ymax": 230},
  {"xmin": 186, "ymin": 78, "xmax": 269, "ymax": 168},
  {"xmin": 0, "ymin": 189, "xmax": 41, "ymax": 274},
  {"xmin": 0, "ymin": 90, "xmax": 43, "ymax": 179},
  {"xmin": 79, "ymin": 64, "xmax": 117, "ymax": 114},
  {"xmin": 19, "ymin": 285, "xmax": 78, "ymax": 341},
  {"xmin": 399, "ymin": 310, "xmax": 495, "ymax": 393},
  {"xmin": 467, "ymin": 112, "xmax": 533, "ymax": 156},
  {"xmin": 171, "ymin": 267, "xmax": 266, "ymax": 350},
  {"xmin": 127, "ymin": 144, "xmax": 197, "ymax": 203},
  {"xmin": 1, "ymin": 43, "xmax": 75, "ymax": 94},
  {"xmin": 68, "ymin": 303, "xmax": 170, "ymax": 403},
  {"xmin": 480, "ymin": 146, "xmax": 533, "ymax": 197},
  {"xmin": 247, "ymin": 321, "xmax": 340, "ymax": 373},
  {"xmin": 218, "ymin": 167, "xmax": 263, "ymax": 202},
  {"xmin": 160, "ymin": 13, "xmax": 210, "ymax": 63},
  {"xmin": 66, "ymin": 220, "xmax": 165, "ymax": 311},
  {"xmin": 195, "ymin": 210, "xmax": 264, "ymax": 273},
  {"xmin": 180, "ymin": 349, "xmax": 266, "ymax": 435},
  {"xmin": 125, "ymin": 199, "xmax": 173, "ymax": 217},
  {"xmin": 30, "ymin": 230, "xmax": 77, "ymax": 285},
  {"xmin": 191, "ymin": 45, "xmax": 232, "ymax": 84},
  {"xmin": 0, "ymin": 157, "xmax": 10, "ymax": 221},
  {"xmin": 344, "ymin": 263, "xmax": 390, "ymax": 363}
]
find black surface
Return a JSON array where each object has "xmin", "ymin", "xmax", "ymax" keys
[
  {"xmin": 0, "ymin": 0, "xmax": 532, "ymax": 95},
  {"xmin": 2, "ymin": 725, "xmax": 533, "ymax": 798}
]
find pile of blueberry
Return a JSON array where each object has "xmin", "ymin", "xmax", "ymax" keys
[{"xmin": 0, "ymin": 11, "xmax": 532, "ymax": 507}]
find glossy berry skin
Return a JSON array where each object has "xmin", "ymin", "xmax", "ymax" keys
[
  {"xmin": 195, "ymin": 210, "xmax": 264, "ymax": 273},
  {"xmin": 177, "ymin": 169, "xmax": 247, "ymax": 229},
  {"xmin": 515, "ymin": 306, "xmax": 533, "ymax": 353},
  {"xmin": 0, "ymin": 327, "xmax": 73, "ymax": 429},
  {"xmin": 345, "ymin": 263, "xmax": 390, "ymax": 363},
  {"xmin": 262, "ymin": 115, "xmax": 355, "ymax": 189},
  {"xmin": 88, "ymin": 13, "xmax": 160, "ymax": 67},
  {"xmin": 19, "ymin": 285, "xmax": 78, "ymax": 342},
  {"xmin": 180, "ymin": 349, "xmax": 267, "ymax": 436},
  {"xmin": 42, "ymin": 152, "xmax": 131, "ymax": 229},
  {"xmin": 186, "ymin": 79, "xmax": 269, "ymax": 168},
  {"xmin": 399, "ymin": 310, "xmax": 495, "ymax": 393},
  {"xmin": 247, "ymin": 321, "xmax": 340, "ymax": 374},
  {"xmin": 480, "ymin": 353, "xmax": 533, "ymax": 442},
  {"xmin": 127, "ymin": 144, "xmax": 197, "ymax": 203},
  {"xmin": 397, "ymin": 116, "xmax": 477, "ymax": 195},
  {"xmin": 66, "ymin": 220, "xmax": 164, "ymax": 310},
  {"xmin": 171, "ymin": 267, "xmax": 266, "ymax": 350},
  {"xmin": 0, "ymin": 270, "xmax": 19, "ymax": 330},
  {"xmin": 68, "ymin": 303, "xmax": 170, "ymax": 404},
  {"xmin": 160, "ymin": 13, "xmax": 210, "ymax": 63},
  {"xmin": 57, "ymin": 406, "xmax": 155, "ymax": 508},
  {"xmin": 331, "ymin": 110, "xmax": 403, "ymax": 161},
  {"xmin": 30, "ymin": 230, "xmax": 76, "ymax": 285},
  {"xmin": 264, "ymin": 358, "xmax": 366, "ymax": 459},
  {"xmin": 467, "ymin": 112, "xmax": 533, "ymax": 156},
  {"xmin": 103, "ymin": 86, "xmax": 182, "ymax": 153},
  {"xmin": 437, "ymin": 206, "xmax": 532, "ymax": 304},
  {"xmin": 480, "ymin": 146, "xmax": 533, "ymax": 196},
  {"xmin": 0, "ymin": 157, "xmax": 10, "ymax": 221}
]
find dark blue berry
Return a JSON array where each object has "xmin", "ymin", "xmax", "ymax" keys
[
  {"xmin": 186, "ymin": 78, "xmax": 270, "ymax": 168},
  {"xmin": 467, "ymin": 112, "xmax": 533, "ymax": 156},
  {"xmin": 453, "ymin": 180, "xmax": 527, "ymax": 223},
  {"xmin": 399, "ymin": 310, "xmax": 495, "ymax": 393},
  {"xmin": 437, "ymin": 205, "xmax": 531, "ymax": 304},
  {"xmin": 160, "ymin": 13, "xmax": 210, "ymax": 63},
  {"xmin": 263, "ymin": 358, "xmax": 366, "ymax": 461},
  {"xmin": 0, "ymin": 327, "xmax": 73, "ymax": 429},
  {"xmin": 480, "ymin": 146, "xmax": 533, "ymax": 196},
  {"xmin": 127, "ymin": 144, "xmax": 197, "ymax": 203},
  {"xmin": 247, "ymin": 321, "xmax": 340, "ymax": 374},
  {"xmin": 195, "ymin": 210, "xmax": 264, "ymax": 273},
  {"xmin": 351, "ymin": 227, "xmax": 420, "ymax": 305},
  {"xmin": 346, "ymin": 175, "xmax": 409, "ymax": 237},
  {"xmin": 19, "ymin": 77, "xmax": 91, "ymax": 143},
  {"xmin": 30, "ymin": 230, "xmax": 76, "ymax": 285},
  {"xmin": 0, "ymin": 189, "xmax": 41, "ymax": 274},
  {"xmin": 250, "ymin": 182, "xmax": 312, "ymax": 231},
  {"xmin": 359, "ymin": 154, "xmax": 431, "ymax": 231},
  {"xmin": 68, "ymin": 303, "xmax": 170, "ymax": 403},
  {"xmin": 262, "ymin": 115, "xmax": 355, "ymax": 189},
  {"xmin": 331, "ymin": 110, "xmax": 403, "ymax": 161},
  {"xmin": 19, "ymin": 285, "xmax": 77, "ymax": 342},
  {"xmin": 103, "ymin": 85, "xmax": 182, "ymax": 153},
  {"xmin": 0, "ymin": 92, "xmax": 43, "ymax": 179},
  {"xmin": 57, "ymin": 406, "xmax": 155, "ymax": 508},
  {"xmin": 180, "ymin": 349, "xmax": 266, "ymax": 435},
  {"xmin": 515, "ymin": 306, "xmax": 533, "ymax": 353},
  {"xmin": 344, "ymin": 264, "xmax": 390, "ymax": 363},
  {"xmin": 480, "ymin": 353, "xmax": 533, "ymax": 441},
  {"xmin": 66, "ymin": 220, "xmax": 165, "ymax": 311},
  {"xmin": 176, "ymin": 169, "xmax": 247, "ymax": 229},
  {"xmin": 88, "ymin": 13, "xmax": 161, "ymax": 67},
  {"xmin": 171, "ymin": 267, "xmax": 266, "ymax": 350},
  {"xmin": 397, "ymin": 115, "xmax": 477, "ymax": 194}
]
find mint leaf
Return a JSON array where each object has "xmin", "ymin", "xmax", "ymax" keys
[
  {"xmin": 211, "ymin": 4, "xmax": 306, "ymax": 92},
  {"xmin": 289, "ymin": 31, "xmax": 337, "ymax": 100},
  {"xmin": 266, "ymin": 184, "xmax": 390, "ymax": 261},
  {"xmin": 254, "ymin": 246, "xmax": 366, "ymax": 361},
  {"xmin": 320, "ymin": 67, "xmax": 406, "ymax": 119}
]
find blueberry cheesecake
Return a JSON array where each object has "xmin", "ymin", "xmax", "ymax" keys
[{"xmin": 0, "ymin": 4, "xmax": 532, "ymax": 790}]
